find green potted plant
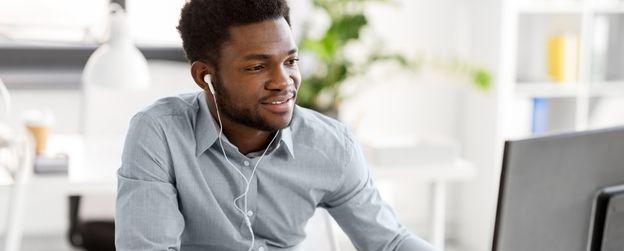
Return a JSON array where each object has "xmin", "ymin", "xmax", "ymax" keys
[{"xmin": 297, "ymin": 0, "xmax": 492, "ymax": 114}]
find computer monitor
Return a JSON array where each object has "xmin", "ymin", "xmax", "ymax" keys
[
  {"xmin": 589, "ymin": 184, "xmax": 624, "ymax": 251},
  {"xmin": 492, "ymin": 126, "xmax": 624, "ymax": 251}
]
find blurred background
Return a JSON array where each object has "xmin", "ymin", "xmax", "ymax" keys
[{"xmin": 0, "ymin": 0, "xmax": 623, "ymax": 250}]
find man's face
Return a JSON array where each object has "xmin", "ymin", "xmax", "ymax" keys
[{"xmin": 212, "ymin": 18, "xmax": 300, "ymax": 132}]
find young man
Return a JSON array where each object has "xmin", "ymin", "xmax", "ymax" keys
[{"xmin": 115, "ymin": 0, "xmax": 436, "ymax": 250}]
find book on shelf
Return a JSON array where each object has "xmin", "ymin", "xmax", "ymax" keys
[
  {"xmin": 547, "ymin": 33, "xmax": 578, "ymax": 83},
  {"xmin": 532, "ymin": 98, "xmax": 549, "ymax": 134}
]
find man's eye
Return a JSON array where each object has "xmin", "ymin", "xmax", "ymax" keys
[
  {"xmin": 245, "ymin": 65, "xmax": 265, "ymax": 72},
  {"xmin": 286, "ymin": 58, "xmax": 299, "ymax": 66}
]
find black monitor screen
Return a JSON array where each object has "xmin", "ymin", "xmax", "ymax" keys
[{"xmin": 493, "ymin": 126, "xmax": 624, "ymax": 251}]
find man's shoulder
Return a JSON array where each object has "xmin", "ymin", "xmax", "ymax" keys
[
  {"xmin": 291, "ymin": 106, "xmax": 351, "ymax": 146},
  {"xmin": 292, "ymin": 106, "xmax": 346, "ymax": 130},
  {"xmin": 137, "ymin": 92, "xmax": 200, "ymax": 121}
]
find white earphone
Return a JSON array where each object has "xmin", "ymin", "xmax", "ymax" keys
[
  {"xmin": 204, "ymin": 74, "xmax": 277, "ymax": 251},
  {"xmin": 203, "ymin": 75, "xmax": 215, "ymax": 95}
]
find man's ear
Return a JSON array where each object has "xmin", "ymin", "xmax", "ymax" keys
[{"xmin": 190, "ymin": 60, "xmax": 215, "ymax": 90}]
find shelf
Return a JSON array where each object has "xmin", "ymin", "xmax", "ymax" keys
[
  {"xmin": 515, "ymin": 82, "xmax": 624, "ymax": 98},
  {"xmin": 502, "ymin": 0, "xmax": 624, "ymax": 142},
  {"xmin": 517, "ymin": 1, "xmax": 584, "ymax": 14},
  {"xmin": 516, "ymin": 13, "xmax": 581, "ymax": 84},
  {"xmin": 515, "ymin": 82, "xmax": 579, "ymax": 97},
  {"xmin": 590, "ymin": 81, "xmax": 624, "ymax": 97}
]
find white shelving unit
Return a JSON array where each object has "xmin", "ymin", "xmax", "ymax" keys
[{"xmin": 499, "ymin": 0, "xmax": 624, "ymax": 139}]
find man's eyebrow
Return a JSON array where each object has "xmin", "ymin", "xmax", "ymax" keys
[
  {"xmin": 242, "ymin": 54, "xmax": 271, "ymax": 61},
  {"xmin": 242, "ymin": 48, "xmax": 299, "ymax": 61}
]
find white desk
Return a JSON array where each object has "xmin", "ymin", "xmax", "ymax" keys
[
  {"xmin": 0, "ymin": 134, "xmax": 119, "ymax": 190},
  {"xmin": 2, "ymin": 135, "xmax": 476, "ymax": 251},
  {"xmin": 0, "ymin": 134, "xmax": 119, "ymax": 238},
  {"xmin": 37, "ymin": 134, "xmax": 120, "ymax": 194},
  {"xmin": 372, "ymin": 159, "xmax": 476, "ymax": 251}
]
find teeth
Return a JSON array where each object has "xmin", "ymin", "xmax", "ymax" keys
[
  {"xmin": 271, "ymin": 100, "xmax": 285, "ymax": 105},
  {"xmin": 270, "ymin": 98, "xmax": 290, "ymax": 105}
]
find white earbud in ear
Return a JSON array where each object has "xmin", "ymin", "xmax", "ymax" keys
[
  {"xmin": 207, "ymin": 82, "xmax": 215, "ymax": 95},
  {"xmin": 203, "ymin": 75, "xmax": 215, "ymax": 95}
]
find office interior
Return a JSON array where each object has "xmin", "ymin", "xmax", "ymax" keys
[{"xmin": 1, "ymin": 0, "xmax": 624, "ymax": 250}]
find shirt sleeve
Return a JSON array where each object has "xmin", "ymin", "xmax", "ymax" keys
[
  {"xmin": 323, "ymin": 131, "xmax": 438, "ymax": 251},
  {"xmin": 115, "ymin": 112, "xmax": 185, "ymax": 251}
]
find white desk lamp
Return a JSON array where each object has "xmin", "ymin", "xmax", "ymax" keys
[
  {"xmin": 0, "ymin": 77, "xmax": 34, "ymax": 251},
  {"xmin": 82, "ymin": 3, "xmax": 149, "ymax": 89}
]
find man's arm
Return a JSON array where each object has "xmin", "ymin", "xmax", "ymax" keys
[
  {"xmin": 323, "ymin": 131, "xmax": 437, "ymax": 251},
  {"xmin": 115, "ymin": 112, "xmax": 185, "ymax": 250}
]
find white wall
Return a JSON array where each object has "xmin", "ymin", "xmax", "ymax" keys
[
  {"xmin": 456, "ymin": 0, "xmax": 504, "ymax": 250},
  {"xmin": 340, "ymin": 1, "xmax": 506, "ymax": 250},
  {"xmin": 7, "ymin": 61, "xmax": 195, "ymax": 136},
  {"xmin": 335, "ymin": 0, "xmax": 503, "ymax": 250},
  {"xmin": 0, "ymin": 61, "xmax": 196, "ymax": 236},
  {"xmin": 83, "ymin": 61, "xmax": 196, "ymax": 137},
  {"xmin": 8, "ymin": 90, "xmax": 82, "ymax": 134}
]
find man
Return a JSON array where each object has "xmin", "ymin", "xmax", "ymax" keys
[{"xmin": 115, "ymin": 0, "xmax": 436, "ymax": 250}]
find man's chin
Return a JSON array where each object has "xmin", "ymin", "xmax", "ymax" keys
[
  {"xmin": 265, "ymin": 116, "xmax": 293, "ymax": 131},
  {"xmin": 258, "ymin": 111, "xmax": 293, "ymax": 132}
]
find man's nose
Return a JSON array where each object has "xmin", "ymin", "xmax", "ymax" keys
[{"xmin": 266, "ymin": 66, "xmax": 292, "ymax": 91}]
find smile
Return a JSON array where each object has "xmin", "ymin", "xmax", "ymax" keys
[
  {"xmin": 270, "ymin": 98, "xmax": 290, "ymax": 105},
  {"xmin": 261, "ymin": 97, "xmax": 294, "ymax": 113},
  {"xmin": 261, "ymin": 93, "xmax": 295, "ymax": 105}
]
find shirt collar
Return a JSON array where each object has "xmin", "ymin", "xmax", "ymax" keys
[
  {"xmin": 280, "ymin": 126, "xmax": 295, "ymax": 159},
  {"xmin": 194, "ymin": 91, "xmax": 295, "ymax": 159},
  {"xmin": 195, "ymin": 91, "xmax": 219, "ymax": 157}
]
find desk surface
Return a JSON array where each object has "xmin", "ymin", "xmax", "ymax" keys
[
  {"xmin": 49, "ymin": 135, "xmax": 121, "ymax": 183},
  {"xmin": 4, "ymin": 134, "xmax": 477, "ymax": 193},
  {"xmin": 372, "ymin": 159, "xmax": 477, "ymax": 182},
  {"xmin": 28, "ymin": 134, "xmax": 121, "ymax": 194}
]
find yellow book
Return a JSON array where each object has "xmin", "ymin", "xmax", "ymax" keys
[{"xmin": 547, "ymin": 34, "xmax": 578, "ymax": 83}]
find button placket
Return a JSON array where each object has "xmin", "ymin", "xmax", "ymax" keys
[
  {"xmin": 246, "ymin": 172, "xmax": 258, "ymax": 221},
  {"xmin": 239, "ymin": 161, "xmax": 259, "ymax": 233}
]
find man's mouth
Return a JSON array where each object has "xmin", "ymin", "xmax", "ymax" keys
[
  {"xmin": 261, "ymin": 94, "xmax": 295, "ymax": 113},
  {"xmin": 266, "ymin": 97, "xmax": 293, "ymax": 105},
  {"xmin": 261, "ymin": 93, "xmax": 295, "ymax": 105}
]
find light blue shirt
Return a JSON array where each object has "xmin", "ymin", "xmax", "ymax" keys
[{"xmin": 115, "ymin": 91, "xmax": 435, "ymax": 250}]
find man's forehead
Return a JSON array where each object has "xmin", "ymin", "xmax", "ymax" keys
[{"xmin": 222, "ymin": 18, "xmax": 296, "ymax": 57}]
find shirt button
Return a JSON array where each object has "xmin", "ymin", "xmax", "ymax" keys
[
  {"xmin": 247, "ymin": 210, "xmax": 254, "ymax": 217},
  {"xmin": 258, "ymin": 247, "xmax": 265, "ymax": 251},
  {"xmin": 243, "ymin": 160, "xmax": 250, "ymax": 166}
]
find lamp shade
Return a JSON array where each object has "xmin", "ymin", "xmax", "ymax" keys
[{"xmin": 82, "ymin": 3, "xmax": 149, "ymax": 89}]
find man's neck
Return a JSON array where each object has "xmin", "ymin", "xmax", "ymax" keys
[
  {"xmin": 221, "ymin": 119, "xmax": 274, "ymax": 155},
  {"xmin": 207, "ymin": 96, "xmax": 274, "ymax": 155}
]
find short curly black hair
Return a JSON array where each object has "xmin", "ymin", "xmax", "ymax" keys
[{"xmin": 177, "ymin": 0, "xmax": 291, "ymax": 65}]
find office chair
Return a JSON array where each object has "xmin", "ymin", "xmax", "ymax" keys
[{"xmin": 68, "ymin": 195, "xmax": 115, "ymax": 251}]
